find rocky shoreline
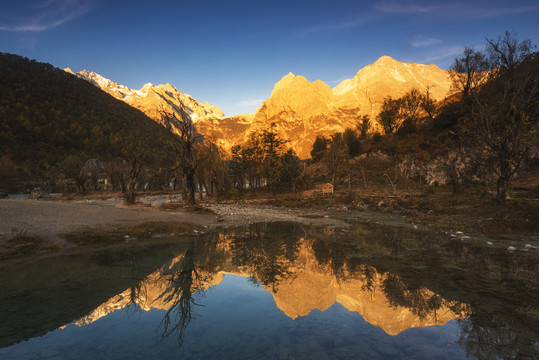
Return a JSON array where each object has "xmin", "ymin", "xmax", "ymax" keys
[{"xmin": 203, "ymin": 201, "xmax": 346, "ymax": 228}]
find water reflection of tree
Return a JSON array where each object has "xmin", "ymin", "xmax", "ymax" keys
[
  {"xmin": 153, "ymin": 223, "xmax": 304, "ymax": 346},
  {"xmin": 357, "ymin": 265, "xmax": 377, "ymax": 293},
  {"xmin": 307, "ymin": 224, "xmax": 471, "ymax": 321},
  {"xmin": 457, "ymin": 313, "xmax": 539, "ymax": 360},
  {"xmin": 310, "ymin": 229, "xmax": 357, "ymax": 282},
  {"xmin": 355, "ymin": 226, "xmax": 539, "ymax": 359},
  {"xmin": 157, "ymin": 240, "xmax": 199, "ymax": 347},
  {"xmin": 381, "ymin": 274, "xmax": 459, "ymax": 320},
  {"xmin": 157, "ymin": 235, "xmax": 222, "ymax": 347},
  {"xmin": 226, "ymin": 223, "xmax": 302, "ymax": 292}
]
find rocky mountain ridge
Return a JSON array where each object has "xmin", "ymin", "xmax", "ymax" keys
[
  {"xmin": 70, "ymin": 56, "xmax": 452, "ymax": 158},
  {"xmin": 67, "ymin": 68, "xmax": 224, "ymax": 137},
  {"xmin": 243, "ymin": 56, "xmax": 451, "ymax": 157}
]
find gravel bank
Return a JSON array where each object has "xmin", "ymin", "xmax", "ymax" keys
[{"xmin": 204, "ymin": 202, "xmax": 347, "ymax": 228}]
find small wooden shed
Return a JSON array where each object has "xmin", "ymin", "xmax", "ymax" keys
[
  {"xmin": 322, "ymin": 183, "xmax": 334, "ymax": 195},
  {"xmin": 303, "ymin": 183, "xmax": 334, "ymax": 197}
]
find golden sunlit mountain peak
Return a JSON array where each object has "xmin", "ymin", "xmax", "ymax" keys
[
  {"xmin": 373, "ymin": 55, "xmax": 398, "ymax": 63},
  {"xmin": 72, "ymin": 57, "xmax": 451, "ymax": 158},
  {"xmin": 70, "ymin": 69, "xmax": 224, "ymax": 137}
]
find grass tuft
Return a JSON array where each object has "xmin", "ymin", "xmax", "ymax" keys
[
  {"xmin": 0, "ymin": 228, "xmax": 63, "ymax": 259},
  {"xmin": 62, "ymin": 221, "xmax": 198, "ymax": 246},
  {"xmin": 518, "ymin": 304, "xmax": 539, "ymax": 319}
]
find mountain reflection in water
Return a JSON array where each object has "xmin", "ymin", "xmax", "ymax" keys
[
  {"xmin": 74, "ymin": 231, "xmax": 466, "ymax": 338},
  {"xmin": 1, "ymin": 222, "xmax": 537, "ymax": 359}
]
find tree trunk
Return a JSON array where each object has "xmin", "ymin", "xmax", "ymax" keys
[
  {"xmin": 359, "ymin": 164, "xmax": 367, "ymax": 190},
  {"xmin": 186, "ymin": 171, "xmax": 196, "ymax": 205},
  {"xmin": 125, "ymin": 181, "xmax": 137, "ymax": 204},
  {"xmin": 448, "ymin": 165, "xmax": 460, "ymax": 194},
  {"xmin": 496, "ymin": 176, "xmax": 508, "ymax": 203}
]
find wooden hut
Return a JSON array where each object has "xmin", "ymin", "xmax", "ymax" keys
[{"xmin": 322, "ymin": 183, "xmax": 334, "ymax": 195}]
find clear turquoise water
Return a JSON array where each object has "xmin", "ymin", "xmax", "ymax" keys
[{"xmin": 0, "ymin": 222, "xmax": 537, "ymax": 359}]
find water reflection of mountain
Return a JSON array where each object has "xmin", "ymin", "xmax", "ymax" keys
[
  {"xmin": 2, "ymin": 222, "xmax": 537, "ymax": 358},
  {"xmin": 72, "ymin": 225, "xmax": 467, "ymax": 336}
]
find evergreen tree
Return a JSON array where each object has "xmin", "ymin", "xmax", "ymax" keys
[{"xmin": 310, "ymin": 135, "xmax": 328, "ymax": 162}]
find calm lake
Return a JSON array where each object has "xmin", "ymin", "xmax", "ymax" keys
[{"xmin": 0, "ymin": 222, "xmax": 537, "ymax": 359}]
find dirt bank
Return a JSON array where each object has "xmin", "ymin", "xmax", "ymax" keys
[
  {"xmin": 0, "ymin": 199, "xmax": 215, "ymax": 247},
  {"xmin": 0, "ymin": 199, "xmax": 345, "ymax": 247}
]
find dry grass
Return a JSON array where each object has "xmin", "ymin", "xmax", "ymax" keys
[
  {"xmin": 62, "ymin": 221, "xmax": 199, "ymax": 246},
  {"xmin": 0, "ymin": 228, "xmax": 62, "ymax": 259},
  {"xmin": 264, "ymin": 194, "xmax": 336, "ymax": 208},
  {"xmin": 349, "ymin": 186, "xmax": 539, "ymax": 236},
  {"xmin": 253, "ymin": 182, "xmax": 538, "ymax": 237},
  {"xmin": 158, "ymin": 201, "xmax": 214, "ymax": 215}
]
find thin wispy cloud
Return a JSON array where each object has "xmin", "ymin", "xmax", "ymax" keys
[
  {"xmin": 29, "ymin": 0, "xmax": 62, "ymax": 9},
  {"xmin": 375, "ymin": 1, "xmax": 539, "ymax": 20},
  {"xmin": 0, "ymin": 0, "xmax": 95, "ymax": 32},
  {"xmin": 412, "ymin": 36, "xmax": 442, "ymax": 48},
  {"xmin": 466, "ymin": 4, "xmax": 539, "ymax": 19},
  {"xmin": 328, "ymin": 74, "xmax": 356, "ymax": 86},
  {"xmin": 375, "ymin": 1, "xmax": 450, "ymax": 14},
  {"xmin": 295, "ymin": 13, "xmax": 376, "ymax": 38},
  {"xmin": 416, "ymin": 46, "xmax": 464, "ymax": 67},
  {"xmin": 291, "ymin": 1, "xmax": 539, "ymax": 40}
]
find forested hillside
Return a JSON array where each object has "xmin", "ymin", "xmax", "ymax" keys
[{"xmin": 0, "ymin": 53, "xmax": 174, "ymax": 176}]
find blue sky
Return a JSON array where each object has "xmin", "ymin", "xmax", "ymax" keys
[{"xmin": 1, "ymin": 0, "xmax": 538, "ymax": 116}]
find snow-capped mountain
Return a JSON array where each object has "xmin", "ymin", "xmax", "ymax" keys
[{"xmin": 67, "ymin": 68, "xmax": 224, "ymax": 136}]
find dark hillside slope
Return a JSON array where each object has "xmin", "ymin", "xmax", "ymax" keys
[{"xmin": 0, "ymin": 53, "xmax": 173, "ymax": 170}]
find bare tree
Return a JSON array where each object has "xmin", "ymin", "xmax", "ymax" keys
[
  {"xmin": 401, "ymin": 89, "xmax": 423, "ymax": 123},
  {"xmin": 378, "ymin": 90, "xmax": 423, "ymax": 135},
  {"xmin": 450, "ymin": 47, "xmax": 489, "ymax": 98},
  {"xmin": 104, "ymin": 158, "xmax": 128, "ymax": 192},
  {"xmin": 434, "ymin": 136, "xmax": 469, "ymax": 194},
  {"xmin": 122, "ymin": 130, "xmax": 148, "ymax": 204},
  {"xmin": 158, "ymin": 240, "xmax": 200, "ymax": 347},
  {"xmin": 229, "ymin": 144, "xmax": 247, "ymax": 191},
  {"xmin": 195, "ymin": 138, "xmax": 226, "ymax": 196},
  {"xmin": 384, "ymin": 159, "xmax": 398, "ymax": 194},
  {"xmin": 421, "ymin": 86, "xmax": 438, "ymax": 121},
  {"xmin": 486, "ymin": 31, "xmax": 535, "ymax": 74},
  {"xmin": 467, "ymin": 33, "xmax": 538, "ymax": 202},
  {"xmin": 161, "ymin": 108, "xmax": 204, "ymax": 205},
  {"xmin": 61, "ymin": 155, "xmax": 85, "ymax": 192}
]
